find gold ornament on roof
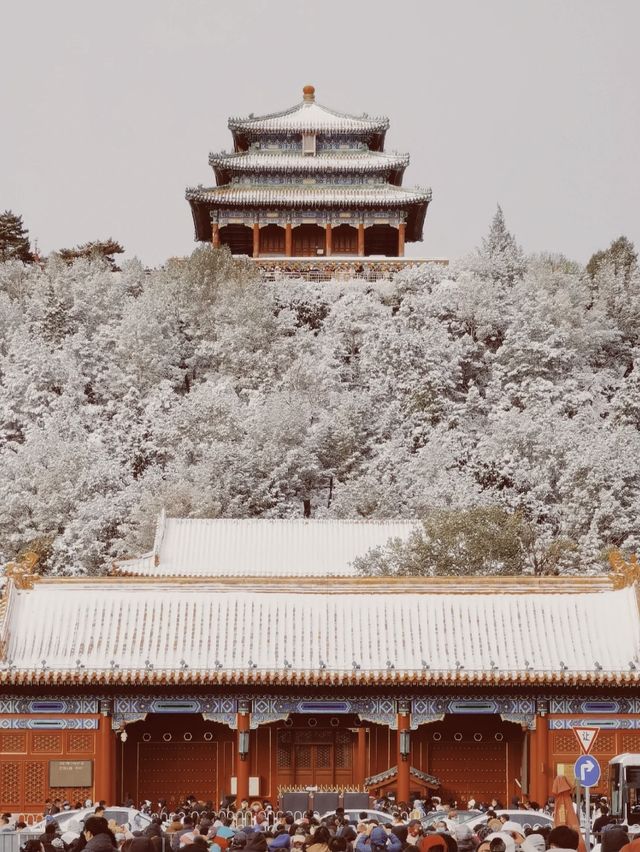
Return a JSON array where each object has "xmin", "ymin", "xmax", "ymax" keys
[
  {"xmin": 609, "ymin": 550, "xmax": 640, "ymax": 589},
  {"xmin": 4, "ymin": 548, "xmax": 42, "ymax": 590}
]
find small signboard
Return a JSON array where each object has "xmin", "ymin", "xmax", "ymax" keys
[
  {"xmin": 574, "ymin": 755, "xmax": 601, "ymax": 788},
  {"xmin": 573, "ymin": 726, "xmax": 600, "ymax": 755},
  {"xmin": 49, "ymin": 760, "xmax": 93, "ymax": 787}
]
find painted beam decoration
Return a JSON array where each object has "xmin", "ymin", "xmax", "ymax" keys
[{"xmin": 1, "ymin": 693, "xmax": 639, "ymax": 731}]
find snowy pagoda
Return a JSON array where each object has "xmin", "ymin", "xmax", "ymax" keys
[{"xmin": 186, "ymin": 85, "xmax": 432, "ymax": 262}]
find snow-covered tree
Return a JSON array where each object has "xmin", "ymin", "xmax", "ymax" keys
[
  {"xmin": 472, "ymin": 205, "xmax": 526, "ymax": 285},
  {"xmin": 0, "ymin": 237, "xmax": 638, "ymax": 576}
]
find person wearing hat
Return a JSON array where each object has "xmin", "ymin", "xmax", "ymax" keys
[
  {"xmin": 521, "ymin": 833, "xmax": 546, "ymax": 852},
  {"xmin": 486, "ymin": 834, "xmax": 516, "ymax": 852},
  {"xmin": 356, "ymin": 826, "xmax": 402, "ymax": 852}
]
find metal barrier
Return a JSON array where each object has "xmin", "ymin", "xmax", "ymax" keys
[{"xmin": 0, "ymin": 833, "xmax": 40, "ymax": 852}]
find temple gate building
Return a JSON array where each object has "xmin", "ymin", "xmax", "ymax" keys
[
  {"xmin": 2, "ymin": 516, "xmax": 640, "ymax": 815},
  {"xmin": 186, "ymin": 86, "xmax": 432, "ymax": 267}
]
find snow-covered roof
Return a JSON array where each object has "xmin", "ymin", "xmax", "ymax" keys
[
  {"xmin": 186, "ymin": 184, "xmax": 432, "ymax": 207},
  {"xmin": 117, "ymin": 516, "xmax": 419, "ymax": 578},
  {"xmin": 228, "ymin": 96, "xmax": 389, "ymax": 136},
  {"xmin": 1, "ymin": 579, "xmax": 638, "ymax": 685},
  {"xmin": 209, "ymin": 150, "xmax": 410, "ymax": 175}
]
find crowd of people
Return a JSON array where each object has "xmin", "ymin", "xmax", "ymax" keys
[{"xmin": 11, "ymin": 795, "xmax": 640, "ymax": 852}]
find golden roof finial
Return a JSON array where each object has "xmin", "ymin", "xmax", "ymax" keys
[{"xmin": 609, "ymin": 550, "xmax": 640, "ymax": 589}]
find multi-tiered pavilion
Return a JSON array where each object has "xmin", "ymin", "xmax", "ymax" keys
[{"xmin": 186, "ymin": 86, "xmax": 432, "ymax": 267}]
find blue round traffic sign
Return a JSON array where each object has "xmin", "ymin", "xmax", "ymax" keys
[{"xmin": 574, "ymin": 755, "xmax": 601, "ymax": 787}]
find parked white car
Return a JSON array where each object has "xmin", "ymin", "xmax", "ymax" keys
[
  {"xmin": 463, "ymin": 811, "xmax": 554, "ymax": 830},
  {"xmin": 29, "ymin": 808, "xmax": 152, "ymax": 836},
  {"xmin": 319, "ymin": 809, "xmax": 403, "ymax": 824}
]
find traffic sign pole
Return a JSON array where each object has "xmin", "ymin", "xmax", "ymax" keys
[
  {"xmin": 574, "ymin": 755, "xmax": 600, "ymax": 850},
  {"xmin": 584, "ymin": 784, "xmax": 590, "ymax": 851}
]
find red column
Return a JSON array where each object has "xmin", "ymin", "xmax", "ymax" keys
[
  {"xmin": 396, "ymin": 701, "xmax": 411, "ymax": 806},
  {"xmin": 357, "ymin": 224, "xmax": 365, "ymax": 257},
  {"xmin": 95, "ymin": 700, "xmax": 115, "ymax": 804},
  {"xmin": 285, "ymin": 224, "xmax": 293, "ymax": 257},
  {"xmin": 528, "ymin": 726, "xmax": 539, "ymax": 805},
  {"xmin": 252, "ymin": 224, "xmax": 260, "ymax": 258},
  {"xmin": 536, "ymin": 701, "xmax": 550, "ymax": 805},
  {"xmin": 355, "ymin": 726, "xmax": 367, "ymax": 788},
  {"xmin": 236, "ymin": 700, "xmax": 251, "ymax": 804},
  {"xmin": 398, "ymin": 223, "xmax": 406, "ymax": 257},
  {"xmin": 211, "ymin": 223, "xmax": 221, "ymax": 248},
  {"xmin": 325, "ymin": 224, "xmax": 332, "ymax": 257}
]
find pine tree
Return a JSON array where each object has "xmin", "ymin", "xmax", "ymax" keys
[
  {"xmin": 0, "ymin": 210, "xmax": 33, "ymax": 262},
  {"xmin": 40, "ymin": 282, "xmax": 71, "ymax": 344},
  {"xmin": 476, "ymin": 205, "xmax": 526, "ymax": 285}
]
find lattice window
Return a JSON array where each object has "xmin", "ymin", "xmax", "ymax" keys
[
  {"xmin": 32, "ymin": 733, "xmax": 63, "ymax": 753},
  {"xmin": 316, "ymin": 744, "xmax": 331, "ymax": 769},
  {"xmin": 278, "ymin": 737, "xmax": 292, "ymax": 768},
  {"xmin": 46, "ymin": 786, "xmax": 91, "ymax": 804},
  {"xmin": 620, "ymin": 734, "xmax": 640, "ymax": 754},
  {"xmin": 296, "ymin": 746, "xmax": 311, "ymax": 768},
  {"xmin": 68, "ymin": 732, "xmax": 94, "ymax": 753},
  {"xmin": 24, "ymin": 762, "xmax": 45, "ymax": 804},
  {"xmin": 596, "ymin": 733, "xmax": 616, "ymax": 753},
  {"xmin": 0, "ymin": 761, "xmax": 20, "ymax": 805},
  {"xmin": 554, "ymin": 733, "xmax": 578, "ymax": 753},
  {"xmin": 0, "ymin": 732, "xmax": 27, "ymax": 753},
  {"xmin": 336, "ymin": 732, "xmax": 352, "ymax": 769}
]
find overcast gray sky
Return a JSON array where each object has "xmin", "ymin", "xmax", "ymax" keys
[{"xmin": 1, "ymin": 0, "xmax": 639, "ymax": 267}]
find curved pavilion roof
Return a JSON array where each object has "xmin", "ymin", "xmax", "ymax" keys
[
  {"xmin": 187, "ymin": 184, "xmax": 431, "ymax": 208},
  {"xmin": 209, "ymin": 150, "xmax": 410, "ymax": 185},
  {"xmin": 228, "ymin": 87, "xmax": 390, "ymax": 151},
  {"xmin": 186, "ymin": 184, "xmax": 431, "ymax": 242},
  {"xmin": 228, "ymin": 99, "xmax": 390, "ymax": 136}
]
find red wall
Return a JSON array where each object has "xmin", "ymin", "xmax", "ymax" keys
[{"xmin": 0, "ymin": 721, "xmax": 98, "ymax": 815}]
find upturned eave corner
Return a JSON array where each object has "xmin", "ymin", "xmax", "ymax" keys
[{"xmin": 609, "ymin": 549, "xmax": 640, "ymax": 590}]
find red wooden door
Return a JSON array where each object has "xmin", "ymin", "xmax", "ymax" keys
[
  {"xmin": 292, "ymin": 225, "xmax": 324, "ymax": 256},
  {"xmin": 294, "ymin": 742, "xmax": 333, "ymax": 787},
  {"xmin": 429, "ymin": 740, "xmax": 506, "ymax": 804},
  {"xmin": 137, "ymin": 742, "xmax": 217, "ymax": 805}
]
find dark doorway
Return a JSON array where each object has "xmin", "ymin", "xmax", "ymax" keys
[
  {"xmin": 332, "ymin": 224, "xmax": 358, "ymax": 255},
  {"xmin": 219, "ymin": 224, "xmax": 253, "ymax": 256},
  {"xmin": 260, "ymin": 224, "xmax": 286, "ymax": 255},
  {"xmin": 293, "ymin": 224, "xmax": 325, "ymax": 257},
  {"xmin": 364, "ymin": 225, "xmax": 398, "ymax": 257}
]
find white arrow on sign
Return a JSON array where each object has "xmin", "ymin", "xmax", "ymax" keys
[
  {"xmin": 573, "ymin": 727, "xmax": 600, "ymax": 755},
  {"xmin": 580, "ymin": 758, "xmax": 596, "ymax": 782}
]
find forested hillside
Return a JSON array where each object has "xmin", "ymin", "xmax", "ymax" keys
[{"xmin": 1, "ymin": 215, "xmax": 639, "ymax": 576}]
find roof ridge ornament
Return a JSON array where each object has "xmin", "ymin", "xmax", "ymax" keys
[
  {"xmin": 4, "ymin": 548, "xmax": 43, "ymax": 590},
  {"xmin": 302, "ymin": 84, "xmax": 315, "ymax": 103},
  {"xmin": 609, "ymin": 550, "xmax": 640, "ymax": 589}
]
